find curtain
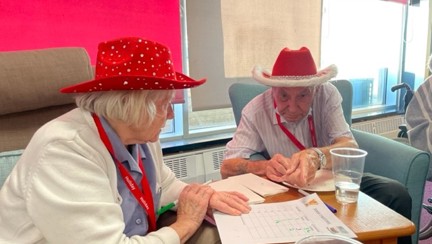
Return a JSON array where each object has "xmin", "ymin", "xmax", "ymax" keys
[{"xmin": 188, "ymin": 0, "xmax": 322, "ymax": 110}]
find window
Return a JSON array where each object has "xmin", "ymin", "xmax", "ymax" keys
[
  {"xmin": 161, "ymin": 0, "xmax": 430, "ymax": 144},
  {"xmin": 321, "ymin": 0, "xmax": 429, "ymax": 117}
]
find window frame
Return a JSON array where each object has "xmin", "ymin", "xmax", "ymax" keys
[{"xmin": 160, "ymin": 0, "xmax": 430, "ymax": 144}]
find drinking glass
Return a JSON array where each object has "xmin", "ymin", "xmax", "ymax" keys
[{"xmin": 330, "ymin": 148, "xmax": 367, "ymax": 204}]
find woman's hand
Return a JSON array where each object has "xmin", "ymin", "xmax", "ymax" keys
[
  {"xmin": 170, "ymin": 184, "xmax": 214, "ymax": 242},
  {"xmin": 209, "ymin": 191, "xmax": 251, "ymax": 215}
]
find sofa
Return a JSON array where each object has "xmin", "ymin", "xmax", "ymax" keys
[{"xmin": 0, "ymin": 47, "xmax": 94, "ymax": 186}]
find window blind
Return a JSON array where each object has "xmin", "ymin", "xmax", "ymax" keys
[{"xmin": 187, "ymin": 0, "xmax": 322, "ymax": 111}]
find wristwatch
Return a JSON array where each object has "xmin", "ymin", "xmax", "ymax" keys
[{"xmin": 310, "ymin": 148, "xmax": 327, "ymax": 170}]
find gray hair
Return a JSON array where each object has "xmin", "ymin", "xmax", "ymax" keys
[{"xmin": 75, "ymin": 90, "xmax": 175, "ymax": 128}]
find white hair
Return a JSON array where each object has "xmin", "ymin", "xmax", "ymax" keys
[{"xmin": 74, "ymin": 90, "xmax": 175, "ymax": 128}]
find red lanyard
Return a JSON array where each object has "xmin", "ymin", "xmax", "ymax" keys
[
  {"xmin": 92, "ymin": 114, "xmax": 156, "ymax": 232},
  {"xmin": 273, "ymin": 100, "xmax": 317, "ymax": 150}
]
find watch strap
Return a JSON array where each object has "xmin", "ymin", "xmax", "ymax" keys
[{"xmin": 310, "ymin": 147, "xmax": 326, "ymax": 170}]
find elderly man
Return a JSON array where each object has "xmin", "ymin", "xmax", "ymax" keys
[{"xmin": 221, "ymin": 47, "xmax": 412, "ymax": 244}]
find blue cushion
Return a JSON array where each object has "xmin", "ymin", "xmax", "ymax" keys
[{"xmin": 0, "ymin": 149, "xmax": 23, "ymax": 187}]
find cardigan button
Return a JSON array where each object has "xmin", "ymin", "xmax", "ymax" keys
[{"xmin": 135, "ymin": 218, "xmax": 142, "ymax": 225}]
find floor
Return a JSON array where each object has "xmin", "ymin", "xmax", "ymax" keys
[{"xmin": 419, "ymin": 180, "xmax": 432, "ymax": 244}]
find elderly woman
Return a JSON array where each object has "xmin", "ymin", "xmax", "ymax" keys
[{"xmin": 0, "ymin": 37, "xmax": 250, "ymax": 244}]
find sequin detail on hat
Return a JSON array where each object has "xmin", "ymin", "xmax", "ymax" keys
[
  {"xmin": 60, "ymin": 37, "xmax": 206, "ymax": 93},
  {"xmin": 95, "ymin": 39, "xmax": 176, "ymax": 88}
]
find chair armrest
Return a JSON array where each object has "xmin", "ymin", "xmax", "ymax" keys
[
  {"xmin": 0, "ymin": 149, "xmax": 24, "ymax": 188},
  {"xmin": 352, "ymin": 129, "xmax": 430, "ymax": 184},
  {"xmin": 250, "ymin": 153, "xmax": 267, "ymax": 161},
  {"xmin": 352, "ymin": 128, "xmax": 430, "ymax": 239}
]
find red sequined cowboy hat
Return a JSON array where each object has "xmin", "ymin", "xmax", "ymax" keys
[
  {"xmin": 60, "ymin": 37, "xmax": 206, "ymax": 93},
  {"xmin": 252, "ymin": 47, "xmax": 337, "ymax": 87}
]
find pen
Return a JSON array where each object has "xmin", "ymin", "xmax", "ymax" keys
[
  {"xmin": 157, "ymin": 180, "xmax": 213, "ymax": 216},
  {"xmin": 298, "ymin": 189, "xmax": 338, "ymax": 213},
  {"xmin": 157, "ymin": 200, "xmax": 177, "ymax": 216}
]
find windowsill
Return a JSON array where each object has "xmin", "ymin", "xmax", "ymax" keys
[
  {"xmin": 161, "ymin": 111, "xmax": 403, "ymax": 155},
  {"xmin": 352, "ymin": 110, "xmax": 401, "ymax": 123},
  {"xmin": 161, "ymin": 131, "xmax": 233, "ymax": 155}
]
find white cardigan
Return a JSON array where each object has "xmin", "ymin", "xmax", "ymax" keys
[{"xmin": 0, "ymin": 108, "xmax": 186, "ymax": 244}]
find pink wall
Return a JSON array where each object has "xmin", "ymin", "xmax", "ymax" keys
[{"xmin": 0, "ymin": 0, "xmax": 182, "ymax": 69}]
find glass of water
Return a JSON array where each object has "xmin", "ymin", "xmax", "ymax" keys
[
  {"xmin": 330, "ymin": 148, "xmax": 368, "ymax": 204},
  {"xmin": 296, "ymin": 234, "xmax": 362, "ymax": 244}
]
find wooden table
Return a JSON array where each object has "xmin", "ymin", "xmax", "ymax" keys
[{"xmin": 265, "ymin": 190, "xmax": 415, "ymax": 244}]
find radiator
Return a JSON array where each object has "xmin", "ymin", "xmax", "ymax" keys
[
  {"xmin": 163, "ymin": 146, "xmax": 225, "ymax": 183},
  {"xmin": 352, "ymin": 115, "xmax": 404, "ymax": 138}
]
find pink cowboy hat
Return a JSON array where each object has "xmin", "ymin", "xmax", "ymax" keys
[
  {"xmin": 61, "ymin": 37, "xmax": 206, "ymax": 93},
  {"xmin": 252, "ymin": 47, "xmax": 337, "ymax": 87}
]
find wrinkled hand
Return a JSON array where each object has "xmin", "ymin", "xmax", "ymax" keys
[
  {"xmin": 175, "ymin": 184, "xmax": 214, "ymax": 230},
  {"xmin": 283, "ymin": 150, "xmax": 318, "ymax": 187},
  {"xmin": 266, "ymin": 151, "xmax": 318, "ymax": 187},
  {"xmin": 209, "ymin": 191, "xmax": 251, "ymax": 215},
  {"xmin": 266, "ymin": 153, "xmax": 298, "ymax": 182}
]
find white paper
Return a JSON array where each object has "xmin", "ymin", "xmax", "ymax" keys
[
  {"xmin": 209, "ymin": 178, "xmax": 265, "ymax": 204},
  {"xmin": 230, "ymin": 173, "xmax": 289, "ymax": 197},
  {"xmin": 214, "ymin": 193, "xmax": 357, "ymax": 244}
]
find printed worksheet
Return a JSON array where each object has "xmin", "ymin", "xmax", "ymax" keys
[{"xmin": 213, "ymin": 193, "xmax": 356, "ymax": 244}]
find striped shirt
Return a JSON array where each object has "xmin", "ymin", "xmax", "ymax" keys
[
  {"xmin": 224, "ymin": 82, "xmax": 353, "ymax": 159},
  {"xmin": 406, "ymin": 76, "xmax": 432, "ymax": 166}
]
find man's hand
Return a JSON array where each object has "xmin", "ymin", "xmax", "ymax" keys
[
  {"xmin": 266, "ymin": 153, "xmax": 297, "ymax": 182},
  {"xmin": 266, "ymin": 151, "xmax": 319, "ymax": 187}
]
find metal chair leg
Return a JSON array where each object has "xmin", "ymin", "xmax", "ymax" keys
[
  {"xmin": 420, "ymin": 204, "xmax": 432, "ymax": 240},
  {"xmin": 419, "ymin": 222, "xmax": 432, "ymax": 240},
  {"xmin": 423, "ymin": 204, "xmax": 432, "ymax": 214}
]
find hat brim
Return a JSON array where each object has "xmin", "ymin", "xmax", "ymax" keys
[
  {"xmin": 252, "ymin": 64, "xmax": 338, "ymax": 87},
  {"xmin": 60, "ymin": 72, "xmax": 206, "ymax": 93}
]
